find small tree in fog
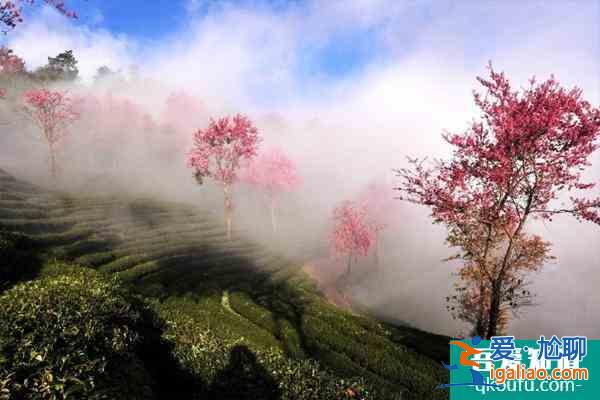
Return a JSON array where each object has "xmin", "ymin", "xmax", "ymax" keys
[
  {"xmin": 0, "ymin": 46, "xmax": 25, "ymax": 99},
  {"xmin": 331, "ymin": 200, "xmax": 374, "ymax": 284},
  {"xmin": 359, "ymin": 182, "xmax": 394, "ymax": 271},
  {"xmin": 94, "ymin": 66, "xmax": 114, "ymax": 81},
  {"xmin": 22, "ymin": 88, "xmax": 79, "ymax": 179},
  {"xmin": 187, "ymin": 114, "xmax": 261, "ymax": 239},
  {"xmin": 34, "ymin": 50, "xmax": 79, "ymax": 82},
  {"xmin": 396, "ymin": 66, "xmax": 600, "ymax": 338},
  {"xmin": 0, "ymin": 47, "xmax": 25, "ymax": 75},
  {"xmin": 243, "ymin": 147, "xmax": 302, "ymax": 233},
  {"xmin": 162, "ymin": 91, "xmax": 206, "ymax": 153},
  {"xmin": 75, "ymin": 93, "xmax": 147, "ymax": 171}
]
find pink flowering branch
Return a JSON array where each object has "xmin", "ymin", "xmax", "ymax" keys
[{"xmin": 1, "ymin": 1, "xmax": 76, "ymax": 32}]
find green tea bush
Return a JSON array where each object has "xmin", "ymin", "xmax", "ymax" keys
[
  {"xmin": 29, "ymin": 227, "xmax": 94, "ymax": 247},
  {"xmin": 0, "ymin": 219, "xmax": 72, "ymax": 235},
  {"xmin": 75, "ymin": 251, "xmax": 118, "ymax": 268},
  {"xmin": 159, "ymin": 303, "xmax": 381, "ymax": 400},
  {"xmin": 229, "ymin": 292, "xmax": 305, "ymax": 358},
  {"xmin": 0, "ymin": 268, "xmax": 157, "ymax": 399},
  {"xmin": 0, "ymin": 231, "xmax": 41, "ymax": 288}
]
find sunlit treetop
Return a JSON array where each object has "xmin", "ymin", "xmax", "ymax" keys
[{"xmin": 34, "ymin": 50, "xmax": 79, "ymax": 82}]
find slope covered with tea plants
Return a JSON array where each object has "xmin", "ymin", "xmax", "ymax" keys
[{"xmin": 0, "ymin": 167, "xmax": 449, "ymax": 400}]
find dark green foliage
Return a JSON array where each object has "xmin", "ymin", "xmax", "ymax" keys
[
  {"xmin": 0, "ymin": 231, "xmax": 42, "ymax": 289},
  {"xmin": 94, "ymin": 65, "xmax": 122, "ymax": 83},
  {"xmin": 34, "ymin": 50, "xmax": 78, "ymax": 82},
  {"xmin": 158, "ymin": 301, "xmax": 381, "ymax": 400},
  {"xmin": 0, "ymin": 269, "xmax": 156, "ymax": 399},
  {"xmin": 386, "ymin": 323, "xmax": 451, "ymax": 365},
  {"xmin": 229, "ymin": 291, "xmax": 305, "ymax": 358}
]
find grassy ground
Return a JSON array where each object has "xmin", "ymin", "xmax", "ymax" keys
[{"xmin": 0, "ymin": 168, "xmax": 449, "ymax": 399}]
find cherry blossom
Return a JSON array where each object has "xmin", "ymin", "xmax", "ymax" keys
[
  {"xmin": 331, "ymin": 200, "xmax": 374, "ymax": 279},
  {"xmin": 187, "ymin": 114, "xmax": 261, "ymax": 239},
  {"xmin": 242, "ymin": 147, "xmax": 302, "ymax": 232},
  {"xmin": 22, "ymin": 88, "xmax": 79, "ymax": 178},
  {"xmin": 397, "ymin": 65, "xmax": 600, "ymax": 338}
]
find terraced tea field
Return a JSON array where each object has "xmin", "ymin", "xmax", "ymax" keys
[{"xmin": 0, "ymin": 168, "xmax": 449, "ymax": 399}]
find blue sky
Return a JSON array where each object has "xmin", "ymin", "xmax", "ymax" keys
[
  {"xmin": 61, "ymin": 0, "xmax": 387, "ymax": 78},
  {"xmin": 67, "ymin": 0, "xmax": 196, "ymax": 39},
  {"xmin": 5, "ymin": 0, "xmax": 598, "ymax": 111}
]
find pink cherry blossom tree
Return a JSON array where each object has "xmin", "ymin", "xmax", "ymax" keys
[
  {"xmin": 358, "ymin": 182, "xmax": 395, "ymax": 270},
  {"xmin": 77, "ymin": 93, "xmax": 151, "ymax": 170},
  {"xmin": 242, "ymin": 147, "xmax": 302, "ymax": 232},
  {"xmin": 331, "ymin": 200, "xmax": 374, "ymax": 282},
  {"xmin": 0, "ymin": 46, "xmax": 25, "ymax": 99},
  {"xmin": 163, "ymin": 91, "xmax": 205, "ymax": 131},
  {"xmin": 162, "ymin": 91, "xmax": 206, "ymax": 155},
  {"xmin": 0, "ymin": 46, "xmax": 25, "ymax": 74},
  {"xmin": 396, "ymin": 65, "xmax": 600, "ymax": 338},
  {"xmin": 22, "ymin": 88, "xmax": 79, "ymax": 179},
  {"xmin": 187, "ymin": 114, "xmax": 261, "ymax": 239}
]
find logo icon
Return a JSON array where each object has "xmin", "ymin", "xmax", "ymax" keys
[{"xmin": 436, "ymin": 335, "xmax": 501, "ymax": 389}]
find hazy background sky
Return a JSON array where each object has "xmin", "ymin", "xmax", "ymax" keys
[{"xmin": 0, "ymin": 0, "xmax": 599, "ymax": 338}]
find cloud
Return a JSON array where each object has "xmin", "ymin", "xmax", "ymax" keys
[
  {"xmin": 144, "ymin": 5, "xmax": 300, "ymax": 110},
  {"xmin": 2, "ymin": 6, "xmax": 136, "ymax": 82}
]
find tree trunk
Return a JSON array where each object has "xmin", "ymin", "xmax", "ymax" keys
[
  {"xmin": 49, "ymin": 144, "xmax": 57, "ymax": 180},
  {"xmin": 374, "ymin": 232, "xmax": 380, "ymax": 273},
  {"xmin": 475, "ymin": 281, "xmax": 487, "ymax": 338},
  {"xmin": 485, "ymin": 192, "xmax": 534, "ymax": 338},
  {"xmin": 224, "ymin": 184, "xmax": 232, "ymax": 240},
  {"xmin": 270, "ymin": 197, "xmax": 277, "ymax": 233},
  {"xmin": 347, "ymin": 254, "xmax": 352, "ymax": 277},
  {"xmin": 486, "ymin": 280, "xmax": 502, "ymax": 339}
]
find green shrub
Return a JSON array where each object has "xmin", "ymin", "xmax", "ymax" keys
[
  {"xmin": 0, "ymin": 231, "xmax": 41, "ymax": 288},
  {"xmin": 0, "ymin": 269, "xmax": 157, "ymax": 399},
  {"xmin": 158, "ymin": 305, "xmax": 381, "ymax": 399},
  {"xmin": 229, "ymin": 292, "xmax": 305, "ymax": 358},
  {"xmin": 75, "ymin": 251, "xmax": 117, "ymax": 268}
]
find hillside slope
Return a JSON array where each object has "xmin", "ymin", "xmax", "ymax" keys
[{"xmin": 0, "ymin": 168, "xmax": 449, "ymax": 400}]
